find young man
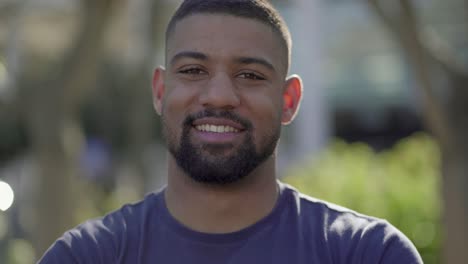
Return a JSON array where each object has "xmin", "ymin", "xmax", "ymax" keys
[{"xmin": 39, "ymin": 0, "xmax": 423, "ymax": 263}]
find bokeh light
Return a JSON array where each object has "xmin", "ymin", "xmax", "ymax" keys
[{"xmin": 0, "ymin": 180, "xmax": 14, "ymax": 211}]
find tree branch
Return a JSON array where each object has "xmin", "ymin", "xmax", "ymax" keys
[
  {"xmin": 57, "ymin": 0, "xmax": 118, "ymax": 116},
  {"xmin": 365, "ymin": 0, "xmax": 453, "ymax": 146}
]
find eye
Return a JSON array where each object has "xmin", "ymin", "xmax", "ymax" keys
[
  {"xmin": 238, "ymin": 72, "xmax": 266, "ymax": 81},
  {"xmin": 178, "ymin": 67, "xmax": 206, "ymax": 75}
]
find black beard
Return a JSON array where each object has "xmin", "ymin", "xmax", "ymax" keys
[{"xmin": 163, "ymin": 109, "xmax": 280, "ymax": 185}]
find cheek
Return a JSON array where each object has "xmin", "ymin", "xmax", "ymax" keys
[
  {"xmin": 161, "ymin": 86, "xmax": 198, "ymax": 133},
  {"xmin": 242, "ymin": 90, "xmax": 283, "ymax": 131},
  {"xmin": 162, "ymin": 91, "xmax": 194, "ymax": 145}
]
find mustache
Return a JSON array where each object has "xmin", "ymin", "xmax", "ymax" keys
[{"xmin": 183, "ymin": 109, "xmax": 253, "ymax": 130}]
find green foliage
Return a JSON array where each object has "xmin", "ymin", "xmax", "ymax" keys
[
  {"xmin": 284, "ymin": 133, "xmax": 441, "ymax": 264},
  {"xmin": 6, "ymin": 239, "xmax": 35, "ymax": 264}
]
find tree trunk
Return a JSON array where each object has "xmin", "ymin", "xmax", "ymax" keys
[
  {"xmin": 365, "ymin": 0, "xmax": 468, "ymax": 263},
  {"xmin": 441, "ymin": 147, "xmax": 468, "ymax": 264},
  {"xmin": 25, "ymin": 0, "xmax": 117, "ymax": 257},
  {"xmin": 123, "ymin": 0, "xmax": 166, "ymax": 194},
  {"xmin": 441, "ymin": 73, "xmax": 468, "ymax": 264}
]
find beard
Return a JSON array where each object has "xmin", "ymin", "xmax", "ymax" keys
[{"xmin": 162, "ymin": 109, "xmax": 281, "ymax": 185}]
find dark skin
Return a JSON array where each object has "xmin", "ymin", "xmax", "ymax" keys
[{"xmin": 152, "ymin": 14, "xmax": 302, "ymax": 233}]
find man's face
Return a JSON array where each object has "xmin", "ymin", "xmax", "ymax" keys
[{"xmin": 158, "ymin": 14, "xmax": 289, "ymax": 184}]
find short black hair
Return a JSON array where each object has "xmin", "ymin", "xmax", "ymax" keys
[{"xmin": 165, "ymin": 0, "xmax": 292, "ymax": 72}]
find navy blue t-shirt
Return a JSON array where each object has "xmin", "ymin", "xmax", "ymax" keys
[{"xmin": 38, "ymin": 182, "xmax": 422, "ymax": 263}]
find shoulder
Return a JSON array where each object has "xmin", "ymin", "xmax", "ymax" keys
[
  {"xmin": 281, "ymin": 182, "xmax": 423, "ymax": 264},
  {"xmin": 38, "ymin": 191, "xmax": 162, "ymax": 264}
]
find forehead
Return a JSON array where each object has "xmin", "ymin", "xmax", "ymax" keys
[{"xmin": 166, "ymin": 14, "xmax": 287, "ymax": 74}]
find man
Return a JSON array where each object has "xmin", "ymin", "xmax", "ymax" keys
[{"xmin": 39, "ymin": 0, "xmax": 423, "ymax": 263}]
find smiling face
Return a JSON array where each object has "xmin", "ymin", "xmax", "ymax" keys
[{"xmin": 153, "ymin": 14, "xmax": 302, "ymax": 184}]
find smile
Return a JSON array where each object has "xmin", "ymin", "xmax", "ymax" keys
[{"xmin": 195, "ymin": 124, "xmax": 240, "ymax": 133}]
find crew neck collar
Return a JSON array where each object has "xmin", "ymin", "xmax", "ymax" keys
[{"xmin": 157, "ymin": 181, "xmax": 289, "ymax": 245}]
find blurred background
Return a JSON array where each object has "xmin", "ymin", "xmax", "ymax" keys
[{"xmin": 0, "ymin": 0, "xmax": 466, "ymax": 263}]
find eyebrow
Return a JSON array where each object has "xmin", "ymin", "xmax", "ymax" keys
[
  {"xmin": 169, "ymin": 51, "xmax": 276, "ymax": 72},
  {"xmin": 170, "ymin": 51, "xmax": 208, "ymax": 66},
  {"xmin": 235, "ymin": 56, "xmax": 276, "ymax": 72}
]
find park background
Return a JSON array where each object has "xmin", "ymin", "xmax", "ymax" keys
[{"xmin": 0, "ymin": 0, "xmax": 466, "ymax": 263}]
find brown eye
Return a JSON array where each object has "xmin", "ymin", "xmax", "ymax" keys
[
  {"xmin": 238, "ymin": 72, "xmax": 266, "ymax": 80},
  {"xmin": 179, "ymin": 68, "xmax": 206, "ymax": 75}
]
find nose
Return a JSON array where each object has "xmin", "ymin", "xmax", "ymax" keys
[{"xmin": 198, "ymin": 73, "xmax": 241, "ymax": 109}]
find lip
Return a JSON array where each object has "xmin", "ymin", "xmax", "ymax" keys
[
  {"xmin": 192, "ymin": 117, "xmax": 246, "ymax": 131},
  {"xmin": 191, "ymin": 127, "xmax": 245, "ymax": 144},
  {"xmin": 190, "ymin": 117, "xmax": 246, "ymax": 144}
]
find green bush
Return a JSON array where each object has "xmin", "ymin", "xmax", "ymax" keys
[{"xmin": 284, "ymin": 133, "xmax": 441, "ymax": 264}]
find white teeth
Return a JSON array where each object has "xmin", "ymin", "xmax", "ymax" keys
[
  {"xmin": 210, "ymin": 125, "xmax": 216, "ymax": 132},
  {"xmin": 195, "ymin": 125, "xmax": 240, "ymax": 133}
]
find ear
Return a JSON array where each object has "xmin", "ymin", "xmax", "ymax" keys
[
  {"xmin": 281, "ymin": 74, "xmax": 303, "ymax": 125},
  {"xmin": 152, "ymin": 66, "xmax": 166, "ymax": 115}
]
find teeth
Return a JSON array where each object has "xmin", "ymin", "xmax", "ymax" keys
[{"xmin": 195, "ymin": 124, "xmax": 240, "ymax": 133}]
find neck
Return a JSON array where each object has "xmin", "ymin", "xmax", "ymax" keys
[{"xmin": 164, "ymin": 155, "xmax": 279, "ymax": 234}]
